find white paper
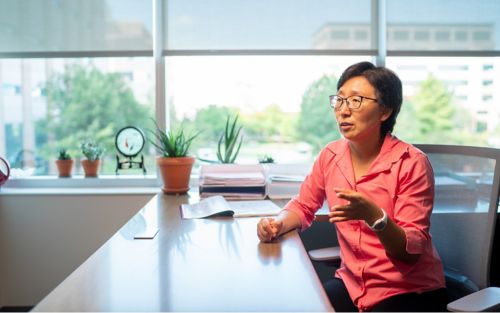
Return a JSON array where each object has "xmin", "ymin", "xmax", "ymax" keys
[{"xmin": 181, "ymin": 195, "xmax": 282, "ymax": 219}]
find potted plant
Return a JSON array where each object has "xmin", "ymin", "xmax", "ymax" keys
[
  {"xmin": 258, "ymin": 154, "xmax": 275, "ymax": 164},
  {"xmin": 55, "ymin": 148, "xmax": 73, "ymax": 177},
  {"xmin": 217, "ymin": 115, "xmax": 243, "ymax": 164},
  {"xmin": 148, "ymin": 121, "xmax": 198, "ymax": 194},
  {"xmin": 80, "ymin": 139, "xmax": 105, "ymax": 177}
]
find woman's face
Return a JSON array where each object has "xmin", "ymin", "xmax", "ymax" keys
[{"xmin": 335, "ymin": 76, "xmax": 392, "ymax": 143}]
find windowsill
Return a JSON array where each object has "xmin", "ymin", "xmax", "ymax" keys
[
  {"xmin": 0, "ymin": 187, "xmax": 160, "ymax": 195},
  {"xmin": 1, "ymin": 175, "xmax": 161, "ymax": 195},
  {"xmin": 0, "ymin": 174, "xmax": 200, "ymax": 195},
  {"xmin": 4, "ymin": 175, "xmax": 160, "ymax": 187}
]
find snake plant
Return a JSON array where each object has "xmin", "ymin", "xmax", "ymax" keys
[{"xmin": 217, "ymin": 115, "xmax": 243, "ymax": 164}]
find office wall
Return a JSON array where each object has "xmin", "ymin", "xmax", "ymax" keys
[
  {"xmin": 0, "ymin": 193, "xmax": 154, "ymax": 307},
  {"xmin": 0, "ymin": 213, "xmax": 4, "ymax": 309}
]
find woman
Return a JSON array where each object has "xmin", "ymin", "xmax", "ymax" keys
[{"xmin": 257, "ymin": 62, "xmax": 447, "ymax": 312}]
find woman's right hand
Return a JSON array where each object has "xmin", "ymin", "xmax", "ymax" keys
[{"xmin": 257, "ymin": 218, "xmax": 283, "ymax": 242}]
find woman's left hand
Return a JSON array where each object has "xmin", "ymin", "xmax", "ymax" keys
[{"xmin": 328, "ymin": 188, "xmax": 381, "ymax": 224}]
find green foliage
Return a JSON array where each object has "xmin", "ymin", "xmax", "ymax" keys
[
  {"xmin": 217, "ymin": 115, "xmax": 243, "ymax": 164},
  {"xmin": 177, "ymin": 104, "xmax": 237, "ymax": 148},
  {"xmin": 413, "ymin": 75, "xmax": 455, "ymax": 135},
  {"xmin": 241, "ymin": 104, "xmax": 297, "ymax": 142},
  {"xmin": 57, "ymin": 148, "xmax": 71, "ymax": 160},
  {"xmin": 395, "ymin": 74, "xmax": 485, "ymax": 145},
  {"xmin": 297, "ymin": 75, "xmax": 340, "ymax": 154},
  {"xmin": 148, "ymin": 120, "xmax": 198, "ymax": 157},
  {"xmin": 81, "ymin": 139, "xmax": 105, "ymax": 161},
  {"xmin": 43, "ymin": 64, "xmax": 152, "ymax": 160}
]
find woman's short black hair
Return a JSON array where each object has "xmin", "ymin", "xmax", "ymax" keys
[{"xmin": 337, "ymin": 61, "xmax": 403, "ymax": 136}]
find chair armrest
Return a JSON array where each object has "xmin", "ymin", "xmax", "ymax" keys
[
  {"xmin": 447, "ymin": 287, "xmax": 500, "ymax": 312},
  {"xmin": 308, "ymin": 246, "xmax": 341, "ymax": 262}
]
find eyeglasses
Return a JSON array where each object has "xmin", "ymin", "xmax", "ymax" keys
[{"xmin": 329, "ymin": 95, "xmax": 377, "ymax": 111}]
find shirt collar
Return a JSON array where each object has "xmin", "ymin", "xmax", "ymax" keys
[
  {"xmin": 325, "ymin": 133, "xmax": 409, "ymax": 184},
  {"xmin": 326, "ymin": 139, "xmax": 354, "ymax": 188},
  {"xmin": 367, "ymin": 133, "xmax": 409, "ymax": 176}
]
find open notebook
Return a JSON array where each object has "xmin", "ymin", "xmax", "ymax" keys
[{"xmin": 181, "ymin": 195, "xmax": 282, "ymax": 219}]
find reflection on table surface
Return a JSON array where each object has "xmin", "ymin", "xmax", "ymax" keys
[{"xmin": 33, "ymin": 193, "xmax": 333, "ymax": 312}]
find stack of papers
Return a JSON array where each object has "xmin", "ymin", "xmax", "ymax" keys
[
  {"xmin": 265, "ymin": 163, "xmax": 311, "ymax": 199},
  {"xmin": 202, "ymin": 172, "xmax": 266, "ymax": 186},
  {"xmin": 181, "ymin": 195, "xmax": 282, "ymax": 219},
  {"xmin": 199, "ymin": 164, "xmax": 267, "ymax": 200}
]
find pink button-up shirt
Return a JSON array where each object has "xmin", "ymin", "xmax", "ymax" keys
[{"xmin": 284, "ymin": 134, "xmax": 445, "ymax": 311}]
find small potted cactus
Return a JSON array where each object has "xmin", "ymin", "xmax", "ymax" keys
[
  {"xmin": 55, "ymin": 148, "xmax": 74, "ymax": 177},
  {"xmin": 80, "ymin": 139, "xmax": 105, "ymax": 177}
]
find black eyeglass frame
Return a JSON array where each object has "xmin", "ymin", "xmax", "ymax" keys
[{"xmin": 329, "ymin": 95, "xmax": 378, "ymax": 111}]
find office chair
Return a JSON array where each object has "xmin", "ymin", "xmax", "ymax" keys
[{"xmin": 307, "ymin": 144, "xmax": 500, "ymax": 312}]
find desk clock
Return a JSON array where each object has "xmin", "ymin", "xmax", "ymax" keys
[
  {"xmin": 115, "ymin": 126, "xmax": 147, "ymax": 175},
  {"xmin": 0, "ymin": 156, "xmax": 10, "ymax": 187}
]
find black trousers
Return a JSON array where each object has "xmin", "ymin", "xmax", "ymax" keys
[{"xmin": 323, "ymin": 278, "xmax": 449, "ymax": 312}]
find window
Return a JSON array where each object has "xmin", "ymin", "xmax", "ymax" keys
[
  {"xmin": 165, "ymin": 55, "xmax": 370, "ymax": 167},
  {"xmin": 1, "ymin": 58, "xmax": 155, "ymax": 176},
  {"xmin": 483, "ymin": 64, "xmax": 494, "ymax": 71},
  {"xmin": 455, "ymin": 31, "xmax": 468, "ymax": 41},
  {"xmin": 164, "ymin": 0, "xmax": 374, "ymax": 50},
  {"xmin": 473, "ymin": 31, "xmax": 491, "ymax": 41},
  {"xmin": 3, "ymin": 0, "xmax": 500, "ymax": 185},
  {"xmin": 438, "ymin": 65, "xmax": 468, "ymax": 71},
  {"xmin": 0, "ymin": 0, "xmax": 154, "ymax": 178},
  {"xmin": 387, "ymin": 0, "xmax": 500, "ymax": 51},
  {"xmin": 387, "ymin": 57, "xmax": 500, "ymax": 147},
  {"xmin": 0, "ymin": 0, "xmax": 152, "ymax": 53},
  {"xmin": 414, "ymin": 31, "xmax": 430, "ymax": 41},
  {"xmin": 393, "ymin": 30, "xmax": 409, "ymax": 41},
  {"xmin": 331, "ymin": 31, "xmax": 350, "ymax": 40},
  {"xmin": 435, "ymin": 31, "xmax": 450, "ymax": 41},
  {"xmin": 354, "ymin": 30, "xmax": 368, "ymax": 41},
  {"xmin": 476, "ymin": 121, "xmax": 487, "ymax": 133}
]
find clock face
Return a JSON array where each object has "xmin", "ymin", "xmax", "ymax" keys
[
  {"xmin": 115, "ymin": 126, "xmax": 145, "ymax": 157},
  {"xmin": 0, "ymin": 157, "xmax": 10, "ymax": 186}
]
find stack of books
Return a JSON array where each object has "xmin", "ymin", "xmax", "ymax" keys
[{"xmin": 199, "ymin": 164, "xmax": 267, "ymax": 200}]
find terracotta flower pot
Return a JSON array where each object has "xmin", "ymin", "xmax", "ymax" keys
[
  {"xmin": 81, "ymin": 159, "xmax": 101, "ymax": 178},
  {"xmin": 55, "ymin": 159, "xmax": 74, "ymax": 177},
  {"xmin": 157, "ymin": 156, "xmax": 195, "ymax": 194}
]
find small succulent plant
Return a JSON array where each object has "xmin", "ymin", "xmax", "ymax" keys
[
  {"xmin": 57, "ymin": 148, "xmax": 71, "ymax": 160},
  {"xmin": 81, "ymin": 139, "xmax": 105, "ymax": 161},
  {"xmin": 258, "ymin": 154, "xmax": 275, "ymax": 164}
]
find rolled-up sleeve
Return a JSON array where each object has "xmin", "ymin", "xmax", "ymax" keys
[
  {"xmin": 283, "ymin": 150, "xmax": 328, "ymax": 231},
  {"xmin": 393, "ymin": 153, "xmax": 435, "ymax": 255}
]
